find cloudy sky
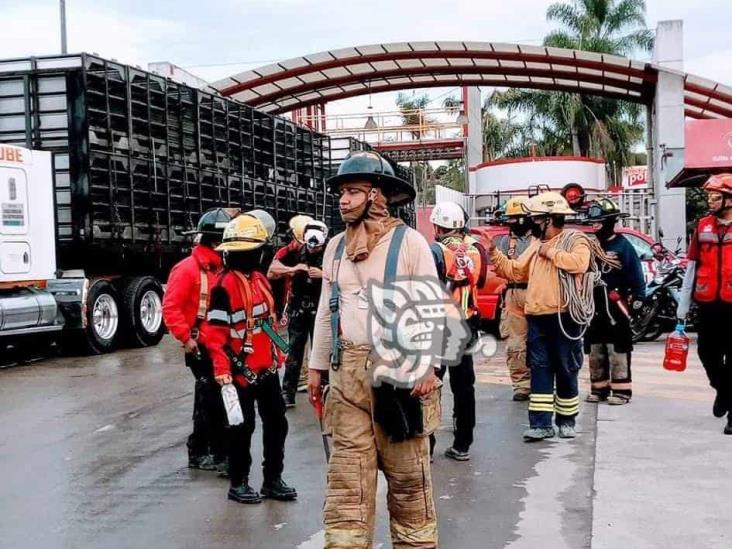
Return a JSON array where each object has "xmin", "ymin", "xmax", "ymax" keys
[{"xmin": 2, "ymin": 0, "xmax": 731, "ymax": 114}]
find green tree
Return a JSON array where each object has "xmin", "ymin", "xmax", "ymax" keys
[
  {"xmin": 487, "ymin": 0, "xmax": 653, "ymax": 183},
  {"xmin": 395, "ymin": 92, "xmax": 434, "ymax": 139}
]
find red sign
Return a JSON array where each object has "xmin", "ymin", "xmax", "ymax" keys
[
  {"xmin": 622, "ymin": 166, "xmax": 648, "ymax": 189},
  {"xmin": 685, "ymin": 118, "xmax": 732, "ymax": 169}
]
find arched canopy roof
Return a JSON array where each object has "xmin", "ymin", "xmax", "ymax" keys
[{"xmin": 212, "ymin": 41, "xmax": 732, "ymax": 119}]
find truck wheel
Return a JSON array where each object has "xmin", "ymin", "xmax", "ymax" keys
[
  {"xmin": 83, "ymin": 280, "xmax": 121, "ymax": 354},
  {"xmin": 121, "ymin": 276, "xmax": 165, "ymax": 347}
]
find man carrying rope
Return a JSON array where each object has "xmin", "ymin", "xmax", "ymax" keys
[{"xmin": 484, "ymin": 191, "xmax": 617, "ymax": 441}]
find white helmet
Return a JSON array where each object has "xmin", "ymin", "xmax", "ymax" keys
[
  {"xmin": 430, "ymin": 201, "xmax": 466, "ymax": 230},
  {"xmin": 303, "ymin": 220, "xmax": 328, "ymax": 249}
]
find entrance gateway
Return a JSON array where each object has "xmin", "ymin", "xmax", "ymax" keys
[{"xmin": 213, "ymin": 21, "xmax": 732, "ymax": 248}]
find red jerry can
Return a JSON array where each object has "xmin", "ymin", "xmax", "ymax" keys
[{"xmin": 663, "ymin": 325, "xmax": 690, "ymax": 372}]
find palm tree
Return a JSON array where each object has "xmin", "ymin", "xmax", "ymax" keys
[
  {"xmin": 545, "ymin": 0, "xmax": 654, "ymax": 55},
  {"xmin": 395, "ymin": 92, "xmax": 434, "ymax": 139},
  {"xmin": 489, "ymin": 0, "xmax": 653, "ymax": 183}
]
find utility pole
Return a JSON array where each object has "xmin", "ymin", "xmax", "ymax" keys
[{"xmin": 60, "ymin": 0, "xmax": 68, "ymax": 54}]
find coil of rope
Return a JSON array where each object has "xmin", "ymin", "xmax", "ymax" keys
[{"xmin": 554, "ymin": 229, "xmax": 622, "ymax": 340}]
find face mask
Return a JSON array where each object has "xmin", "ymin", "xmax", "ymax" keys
[
  {"xmin": 509, "ymin": 220, "xmax": 529, "ymax": 237},
  {"xmin": 595, "ymin": 220, "xmax": 615, "ymax": 242},
  {"xmin": 529, "ymin": 219, "xmax": 545, "ymax": 239}
]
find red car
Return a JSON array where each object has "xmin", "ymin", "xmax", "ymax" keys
[{"xmin": 469, "ymin": 224, "xmax": 669, "ymax": 331}]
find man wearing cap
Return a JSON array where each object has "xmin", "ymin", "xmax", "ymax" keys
[
  {"xmin": 308, "ymin": 151, "xmax": 441, "ymax": 548},
  {"xmin": 269, "ymin": 220, "xmax": 329, "ymax": 407},
  {"xmin": 162, "ymin": 208, "xmax": 234, "ymax": 472},
  {"xmin": 206, "ymin": 211, "xmax": 297, "ymax": 504},
  {"xmin": 483, "ymin": 192, "xmax": 592, "ymax": 442}
]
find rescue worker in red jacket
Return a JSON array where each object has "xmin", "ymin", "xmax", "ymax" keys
[
  {"xmin": 677, "ymin": 173, "xmax": 732, "ymax": 435},
  {"xmin": 270, "ymin": 215, "xmax": 314, "ymax": 322},
  {"xmin": 162, "ymin": 208, "xmax": 233, "ymax": 471},
  {"xmin": 206, "ymin": 212, "xmax": 297, "ymax": 504}
]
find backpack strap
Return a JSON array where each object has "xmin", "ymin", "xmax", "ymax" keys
[
  {"xmin": 329, "ymin": 235, "xmax": 347, "ymax": 370},
  {"xmin": 384, "ymin": 224, "xmax": 407, "ymax": 283}
]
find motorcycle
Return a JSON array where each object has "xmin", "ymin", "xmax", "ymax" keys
[{"xmin": 630, "ymin": 262, "xmax": 698, "ymax": 343}]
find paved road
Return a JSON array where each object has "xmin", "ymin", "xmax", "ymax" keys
[{"xmin": 0, "ymin": 336, "xmax": 728, "ymax": 548}]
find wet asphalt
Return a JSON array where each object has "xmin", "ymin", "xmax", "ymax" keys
[{"xmin": 0, "ymin": 337, "xmax": 596, "ymax": 549}]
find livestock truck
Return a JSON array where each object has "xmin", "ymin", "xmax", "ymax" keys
[
  {"xmin": 0, "ymin": 54, "xmax": 414, "ymax": 355},
  {"xmin": 0, "ymin": 54, "xmax": 339, "ymax": 354}
]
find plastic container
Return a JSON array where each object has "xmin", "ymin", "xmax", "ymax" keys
[
  {"xmin": 663, "ymin": 324, "xmax": 689, "ymax": 372},
  {"xmin": 221, "ymin": 383, "xmax": 244, "ymax": 426}
]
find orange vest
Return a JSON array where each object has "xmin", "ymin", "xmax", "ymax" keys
[
  {"xmin": 694, "ymin": 215, "xmax": 732, "ymax": 303},
  {"xmin": 438, "ymin": 236, "xmax": 484, "ymax": 317}
]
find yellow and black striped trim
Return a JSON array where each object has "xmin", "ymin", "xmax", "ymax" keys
[
  {"xmin": 554, "ymin": 395, "xmax": 580, "ymax": 416},
  {"xmin": 529, "ymin": 393, "xmax": 555, "ymax": 413}
]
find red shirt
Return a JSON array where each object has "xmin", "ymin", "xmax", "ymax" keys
[{"xmin": 162, "ymin": 245, "xmax": 223, "ymax": 347}]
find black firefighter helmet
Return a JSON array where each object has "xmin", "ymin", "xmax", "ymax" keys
[
  {"xmin": 585, "ymin": 198, "xmax": 629, "ymax": 223},
  {"xmin": 183, "ymin": 207, "xmax": 238, "ymax": 236},
  {"xmin": 326, "ymin": 151, "xmax": 416, "ymax": 206}
]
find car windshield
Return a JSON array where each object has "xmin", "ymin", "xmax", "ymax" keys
[{"xmin": 623, "ymin": 233, "xmax": 654, "ymax": 260}]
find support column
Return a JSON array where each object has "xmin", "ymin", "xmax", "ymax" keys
[
  {"xmin": 464, "ymin": 86, "xmax": 482, "ymax": 195},
  {"xmin": 652, "ymin": 20, "xmax": 687, "ymax": 248}
]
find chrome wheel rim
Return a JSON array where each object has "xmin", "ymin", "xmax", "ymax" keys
[
  {"xmin": 139, "ymin": 290, "xmax": 163, "ymax": 334},
  {"xmin": 92, "ymin": 294, "xmax": 119, "ymax": 340}
]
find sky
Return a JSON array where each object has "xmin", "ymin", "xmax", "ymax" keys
[{"xmin": 2, "ymin": 0, "xmax": 732, "ymax": 116}]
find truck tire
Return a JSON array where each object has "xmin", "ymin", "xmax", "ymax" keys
[
  {"xmin": 82, "ymin": 280, "xmax": 121, "ymax": 354},
  {"xmin": 121, "ymin": 276, "xmax": 165, "ymax": 348}
]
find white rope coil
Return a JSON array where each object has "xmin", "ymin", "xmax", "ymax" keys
[{"xmin": 554, "ymin": 230, "xmax": 620, "ymax": 341}]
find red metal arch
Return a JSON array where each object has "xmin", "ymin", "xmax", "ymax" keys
[{"xmin": 212, "ymin": 41, "xmax": 732, "ymax": 120}]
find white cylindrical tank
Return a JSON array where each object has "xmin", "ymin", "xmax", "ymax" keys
[{"xmin": 470, "ymin": 156, "xmax": 607, "ymax": 195}]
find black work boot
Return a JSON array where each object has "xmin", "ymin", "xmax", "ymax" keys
[
  {"xmin": 215, "ymin": 458, "xmax": 229, "ymax": 478},
  {"xmin": 713, "ymin": 391, "xmax": 728, "ymax": 418},
  {"xmin": 282, "ymin": 391, "xmax": 296, "ymax": 409},
  {"xmin": 724, "ymin": 413, "xmax": 732, "ymax": 436},
  {"xmin": 228, "ymin": 482, "xmax": 262, "ymax": 504},
  {"xmin": 189, "ymin": 454, "xmax": 217, "ymax": 471},
  {"xmin": 261, "ymin": 478, "xmax": 297, "ymax": 501}
]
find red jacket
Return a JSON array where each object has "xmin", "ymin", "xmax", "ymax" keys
[
  {"xmin": 206, "ymin": 270, "xmax": 280, "ymax": 386},
  {"xmin": 162, "ymin": 245, "xmax": 223, "ymax": 347}
]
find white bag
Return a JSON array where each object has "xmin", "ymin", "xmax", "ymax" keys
[{"xmin": 221, "ymin": 383, "xmax": 244, "ymax": 426}]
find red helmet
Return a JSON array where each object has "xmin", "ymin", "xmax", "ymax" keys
[{"xmin": 703, "ymin": 173, "xmax": 732, "ymax": 195}]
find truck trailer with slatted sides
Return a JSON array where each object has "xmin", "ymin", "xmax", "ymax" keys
[{"xmin": 0, "ymin": 53, "xmax": 345, "ymax": 354}]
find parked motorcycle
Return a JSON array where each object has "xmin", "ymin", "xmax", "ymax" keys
[{"xmin": 630, "ymin": 261, "xmax": 697, "ymax": 343}]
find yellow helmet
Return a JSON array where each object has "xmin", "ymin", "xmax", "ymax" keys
[
  {"xmin": 525, "ymin": 191, "xmax": 575, "ymax": 216},
  {"xmin": 289, "ymin": 214, "xmax": 314, "ymax": 244},
  {"xmin": 505, "ymin": 196, "xmax": 529, "ymax": 217},
  {"xmin": 216, "ymin": 215, "xmax": 269, "ymax": 252}
]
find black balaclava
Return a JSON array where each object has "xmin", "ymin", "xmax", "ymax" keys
[
  {"xmin": 224, "ymin": 248, "xmax": 267, "ymax": 273},
  {"xmin": 529, "ymin": 216, "xmax": 551, "ymax": 239},
  {"xmin": 508, "ymin": 218, "xmax": 530, "ymax": 237},
  {"xmin": 595, "ymin": 218, "xmax": 617, "ymax": 242},
  {"xmin": 199, "ymin": 233, "xmax": 220, "ymax": 248}
]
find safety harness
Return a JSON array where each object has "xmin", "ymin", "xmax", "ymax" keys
[
  {"xmin": 329, "ymin": 224, "xmax": 407, "ymax": 370},
  {"xmin": 227, "ymin": 271, "xmax": 290, "ymax": 384}
]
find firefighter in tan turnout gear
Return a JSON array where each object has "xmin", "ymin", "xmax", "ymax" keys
[
  {"xmin": 308, "ymin": 151, "xmax": 440, "ymax": 548},
  {"xmin": 494, "ymin": 196, "xmax": 533, "ymax": 401}
]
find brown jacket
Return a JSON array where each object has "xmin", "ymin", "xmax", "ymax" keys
[{"xmin": 490, "ymin": 231, "xmax": 591, "ymax": 316}]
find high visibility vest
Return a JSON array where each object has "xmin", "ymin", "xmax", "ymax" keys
[
  {"xmin": 437, "ymin": 235, "xmax": 484, "ymax": 317},
  {"xmin": 694, "ymin": 215, "xmax": 732, "ymax": 303}
]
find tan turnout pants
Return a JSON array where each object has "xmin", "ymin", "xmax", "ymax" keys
[
  {"xmin": 323, "ymin": 344, "xmax": 438, "ymax": 549},
  {"xmin": 501, "ymin": 288, "xmax": 531, "ymax": 395}
]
